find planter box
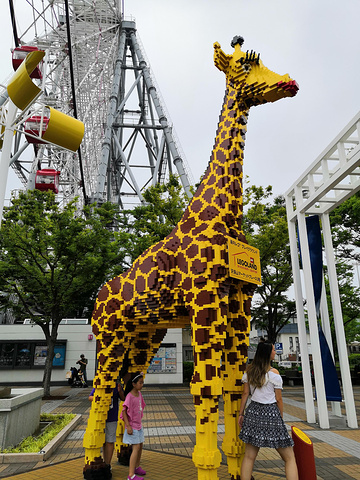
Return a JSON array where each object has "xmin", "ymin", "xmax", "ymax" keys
[
  {"xmin": 0, "ymin": 414, "xmax": 81, "ymax": 463},
  {"xmin": 0, "ymin": 388, "xmax": 43, "ymax": 450}
]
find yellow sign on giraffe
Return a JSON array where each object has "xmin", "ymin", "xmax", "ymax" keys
[{"xmin": 228, "ymin": 238, "xmax": 262, "ymax": 285}]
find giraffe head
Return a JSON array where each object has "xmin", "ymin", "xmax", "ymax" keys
[{"xmin": 214, "ymin": 35, "xmax": 298, "ymax": 107}]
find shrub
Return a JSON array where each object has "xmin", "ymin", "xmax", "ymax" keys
[
  {"xmin": 349, "ymin": 353, "xmax": 360, "ymax": 366},
  {"xmin": 0, "ymin": 413, "xmax": 75, "ymax": 453},
  {"xmin": 183, "ymin": 361, "xmax": 194, "ymax": 383}
]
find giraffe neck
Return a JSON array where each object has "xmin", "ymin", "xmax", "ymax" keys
[
  {"xmin": 181, "ymin": 83, "xmax": 250, "ymax": 242},
  {"xmin": 210, "ymin": 83, "xmax": 249, "ymax": 186}
]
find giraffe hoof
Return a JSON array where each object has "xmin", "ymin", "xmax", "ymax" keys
[{"xmin": 83, "ymin": 463, "xmax": 112, "ymax": 479}]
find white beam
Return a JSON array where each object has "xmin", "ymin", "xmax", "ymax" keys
[
  {"xmin": 0, "ymin": 101, "xmax": 18, "ymax": 225},
  {"xmin": 286, "ymin": 111, "xmax": 360, "ymax": 222},
  {"xmin": 286, "ymin": 195, "xmax": 316, "ymax": 423},
  {"xmin": 321, "ymin": 214, "xmax": 358, "ymax": 428},
  {"xmin": 319, "ymin": 273, "xmax": 342, "ymax": 417},
  {"xmin": 295, "ymin": 192, "xmax": 329, "ymax": 428}
]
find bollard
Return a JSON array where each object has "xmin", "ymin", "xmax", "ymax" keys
[{"xmin": 291, "ymin": 426, "xmax": 317, "ymax": 480}]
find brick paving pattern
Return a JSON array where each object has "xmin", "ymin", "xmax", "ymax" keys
[{"xmin": 0, "ymin": 385, "xmax": 359, "ymax": 479}]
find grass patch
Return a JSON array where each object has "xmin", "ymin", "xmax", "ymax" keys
[{"xmin": 0, "ymin": 413, "xmax": 75, "ymax": 453}]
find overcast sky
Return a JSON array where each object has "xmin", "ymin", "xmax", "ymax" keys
[{"xmin": 2, "ymin": 0, "xmax": 360, "ymax": 202}]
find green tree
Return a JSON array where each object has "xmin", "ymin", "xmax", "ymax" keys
[
  {"xmin": 243, "ymin": 185, "xmax": 296, "ymax": 343},
  {"xmin": 328, "ymin": 192, "xmax": 360, "ymax": 344},
  {"xmin": 330, "ymin": 191, "xmax": 360, "ymax": 263},
  {"xmin": 0, "ymin": 190, "xmax": 123, "ymax": 396},
  {"xmin": 324, "ymin": 262, "xmax": 360, "ymax": 344},
  {"xmin": 243, "ymin": 186, "xmax": 360, "ymax": 347},
  {"xmin": 117, "ymin": 175, "xmax": 190, "ymax": 267}
]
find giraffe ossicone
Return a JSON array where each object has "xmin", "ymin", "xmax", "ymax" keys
[{"xmin": 83, "ymin": 36, "xmax": 298, "ymax": 480}]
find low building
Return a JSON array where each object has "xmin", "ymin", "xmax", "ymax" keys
[
  {"xmin": 249, "ymin": 319, "xmax": 310, "ymax": 364},
  {"xmin": 0, "ymin": 322, "xmax": 183, "ymax": 386}
]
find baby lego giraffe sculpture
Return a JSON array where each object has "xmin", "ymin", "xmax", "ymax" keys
[{"xmin": 83, "ymin": 35, "xmax": 298, "ymax": 480}]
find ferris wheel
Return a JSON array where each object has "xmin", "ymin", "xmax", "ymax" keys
[{"xmin": 1, "ymin": 0, "xmax": 193, "ymax": 213}]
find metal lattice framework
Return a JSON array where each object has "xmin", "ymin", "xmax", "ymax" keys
[{"xmin": 1, "ymin": 1, "xmax": 192, "ymax": 209}]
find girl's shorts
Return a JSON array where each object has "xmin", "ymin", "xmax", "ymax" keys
[
  {"xmin": 123, "ymin": 427, "xmax": 144, "ymax": 445},
  {"xmin": 105, "ymin": 421, "xmax": 117, "ymax": 443}
]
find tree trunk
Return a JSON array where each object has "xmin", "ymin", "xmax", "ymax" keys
[{"xmin": 42, "ymin": 322, "xmax": 59, "ymax": 397}]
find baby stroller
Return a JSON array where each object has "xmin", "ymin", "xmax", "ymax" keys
[{"xmin": 67, "ymin": 367, "xmax": 88, "ymax": 387}]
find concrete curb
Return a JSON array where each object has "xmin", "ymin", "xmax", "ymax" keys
[{"xmin": 0, "ymin": 414, "xmax": 82, "ymax": 464}]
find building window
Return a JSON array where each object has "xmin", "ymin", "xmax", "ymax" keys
[
  {"xmin": 0, "ymin": 340, "xmax": 66, "ymax": 370},
  {"xmin": 0, "ymin": 343, "xmax": 16, "ymax": 367},
  {"xmin": 295, "ymin": 337, "xmax": 299, "ymax": 352},
  {"xmin": 15, "ymin": 342, "xmax": 32, "ymax": 367},
  {"xmin": 289, "ymin": 337, "xmax": 293, "ymax": 351}
]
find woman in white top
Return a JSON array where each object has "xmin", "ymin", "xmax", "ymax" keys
[{"xmin": 238, "ymin": 342, "xmax": 298, "ymax": 480}]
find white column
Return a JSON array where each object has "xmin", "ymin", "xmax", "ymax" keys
[
  {"xmin": 286, "ymin": 195, "xmax": 316, "ymax": 423},
  {"xmin": 319, "ymin": 275, "xmax": 342, "ymax": 416},
  {"xmin": 320, "ymin": 279, "xmax": 332, "ymax": 349},
  {"xmin": 322, "ymin": 213, "xmax": 358, "ymax": 428},
  {"xmin": 296, "ymin": 197, "xmax": 329, "ymax": 428},
  {"xmin": 0, "ymin": 100, "xmax": 18, "ymax": 225}
]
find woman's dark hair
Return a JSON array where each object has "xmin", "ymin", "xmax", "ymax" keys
[
  {"xmin": 124, "ymin": 371, "xmax": 144, "ymax": 397},
  {"xmin": 246, "ymin": 342, "xmax": 273, "ymax": 389},
  {"xmin": 118, "ymin": 351, "xmax": 130, "ymax": 381}
]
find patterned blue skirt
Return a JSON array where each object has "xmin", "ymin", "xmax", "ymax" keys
[{"xmin": 239, "ymin": 401, "xmax": 294, "ymax": 449}]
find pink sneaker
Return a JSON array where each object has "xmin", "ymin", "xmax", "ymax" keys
[{"xmin": 135, "ymin": 466, "xmax": 146, "ymax": 475}]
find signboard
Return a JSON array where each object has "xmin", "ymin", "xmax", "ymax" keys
[
  {"xmin": 34, "ymin": 345, "xmax": 48, "ymax": 366},
  {"xmin": 147, "ymin": 343, "xmax": 177, "ymax": 374},
  {"xmin": 228, "ymin": 238, "xmax": 261, "ymax": 285},
  {"xmin": 33, "ymin": 343, "xmax": 66, "ymax": 367},
  {"xmin": 53, "ymin": 344, "xmax": 66, "ymax": 367},
  {"xmin": 275, "ymin": 342, "xmax": 283, "ymax": 355}
]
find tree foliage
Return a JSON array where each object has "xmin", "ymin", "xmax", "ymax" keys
[
  {"xmin": 330, "ymin": 191, "xmax": 360, "ymax": 263},
  {"xmin": 324, "ymin": 262, "xmax": 360, "ymax": 343},
  {"xmin": 1, "ymin": 178, "xmax": 358, "ymax": 394},
  {"xmin": 328, "ymin": 191, "xmax": 360, "ymax": 343},
  {"xmin": 242, "ymin": 185, "xmax": 360, "ymax": 346},
  {"xmin": 243, "ymin": 185, "xmax": 296, "ymax": 343},
  {"xmin": 0, "ymin": 190, "xmax": 123, "ymax": 395},
  {"xmin": 117, "ymin": 175, "xmax": 190, "ymax": 267}
]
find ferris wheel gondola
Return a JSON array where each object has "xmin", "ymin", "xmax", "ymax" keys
[
  {"xmin": 35, "ymin": 168, "xmax": 60, "ymax": 194},
  {"xmin": 24, "ymin": 116, "xmax": 49, "ymax": 144},
  {"xmin": 12, "ymin": 46, "xmax": 43, "ymax": 79}
]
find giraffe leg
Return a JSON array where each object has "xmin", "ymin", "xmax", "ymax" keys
[
  {"xmin": 115, "ymin": 328, "xmax": 167, "ymax": 459},
  {"xmin": 115, "ymin": 351, "xmax": 131, "ymax": 466},
  {"xmin": 190, "ymin": 299, "xmax": 227, "ymax": 480},
  {"xmin": 222, "ymin": 283, "xmax": 253, "ymax": 480},
  {"xmin": 83, "ymin": 330, "xmax": 131, "ymax": 479},
  {"xmin": 192, "ymin": 392, "xmax": 222, "ymax": 480}
]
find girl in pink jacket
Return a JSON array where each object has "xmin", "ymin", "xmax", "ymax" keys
[{"xmin": 121, "ymin": 372, "xmax": 146, "ymax": 480}]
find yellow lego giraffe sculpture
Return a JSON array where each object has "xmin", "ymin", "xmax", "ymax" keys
[{"xmin": 83, "ymin": 35, "xmax": 298, "ymax": 480}]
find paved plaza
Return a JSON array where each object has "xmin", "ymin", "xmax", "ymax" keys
[{"xmin": 0, "ymin": 384, "xmax": 359, "ymax": 479}]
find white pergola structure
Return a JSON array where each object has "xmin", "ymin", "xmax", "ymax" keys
[{"xmin": 285, "ymin": 111, "xmax": 360, "ymax": 429}]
